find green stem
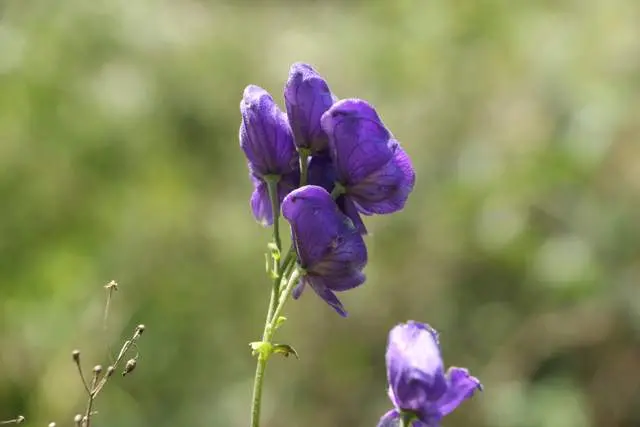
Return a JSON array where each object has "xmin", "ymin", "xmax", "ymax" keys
[
  {"xmin": 299, "ymin": 148, "xmax": 310, "ymax": 187},
  {"xmin": 266, "ymin": 268, "xmax": 301, "ymax": 340},
  {"xmin": 264, "ymin": 175, "xmax": 282, "ymax": 251},
  {"xmin": 399, "ymin": 412, "xmax": 414, "ymax": 427},
  {"xmin": 250, "ymin": 175, "xmax": 283, "ymax": 427},
  {"xmin": 330, "ymin": 181, "xmax": 345, "ymax": 199},
  {"xmin": 250, "ymin": 353, "xmax": 267, "ymax": 427},
  {"xmin": 249, "ymin": 268, "xmax": 302, "ymax": 427}
]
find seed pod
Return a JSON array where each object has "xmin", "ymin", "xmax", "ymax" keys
[{"xmin": 123, "ymin": 358, "xmax": 137, "ymax": 376}]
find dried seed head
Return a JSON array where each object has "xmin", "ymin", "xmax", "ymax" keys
[
  {"xmin": 136, "ymin": 324, "xmax": 145, "ymax": 335},
  {"xmin": 71, "ymin": 350, "xmax": 81, "ymax": 363},
  {"xmin": 93, "ymin": 365, "xmax": 103, "ymax": 375},
  {"xmin": 105, "ymin": 280, "xmax": 118, "ymax": 290},
  {"xmin": 16, "ymin": 416, "xmax": 25, "ymax": 424},
  {"xmin": 73, "ymin": 415, "xmax": 82, "ymax": 426},
  {"xmin": 123, "ymin": 359, "xmax": 137, "ymax": 376},
  {"xmin": 48, "ymin": 422, "xmax": 56, "ymax": 427},
  {"xmin": 106, "ymin": 365, "xmax": 116, "ymax": 377}
]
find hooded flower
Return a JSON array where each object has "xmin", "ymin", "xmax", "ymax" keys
[
  {"xmin": 321, "ymin": 99, "xmax": 415, "ymax": 217},
  {"xmin": 240, "ymin": 85, "xmax": 300, "ymax": 225},
  {"xmin": 378, "ymin": 321, "xmax": 482, "ymax": 427},
  {"xmin": 284, "ymin": 62, "xmax": 336, "ymax": 154},
  {"xmin": 281, "ymin": 185, "xmax": 367, "ymax": 316},
  {"xmin": 307, "ymin": 155, "xmax": 367, "ymax": 234}
]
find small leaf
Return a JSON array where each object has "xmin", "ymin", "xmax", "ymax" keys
[
  {"xmin": 274, "ymin": 316, "xmax": 287, "ymax": 330},
  {"xmin": 267, "ymin": 242, "xmax": 281, "ymax": 261},
  {"xmin": 272, "ymin": 343, "xmax": 299, "ymax": 359}
]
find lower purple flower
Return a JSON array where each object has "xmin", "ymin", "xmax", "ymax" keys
[
  {"xmin": 281, "ymin": 185, "xmax": 368, "ymax": 316},
  {"xmin": 378, "ymin": 321, "xmax": 482, "ymax": 427}
]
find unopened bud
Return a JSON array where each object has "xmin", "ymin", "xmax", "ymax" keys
[
  {"xmin": 136, "ymin": 324, "xmax": 145, "ymax": 335},
  {"xmin": 93, "ymin": 365, "xmax": 103, "ymax": 375},
  {"xmin": 106, "ymin": 365, "xmax": 115, "ymax": 377},
  {"xmin": 122, "ymin": 358, "xmax": 137, "ymax": 376},
  {"xmin": 16, "ymin": 416, "xmax": 24, "ymax": 424},
  {"xmin": 71, "ymin": 350, "xmax": 80, "ymax": 363},
  {"xmin": 48, "ymin": 422, "xmax": 56, "ymax": 427},
  {"xmin": 73, "ymin": 415, "xmax": 82, "ymax": 426}
]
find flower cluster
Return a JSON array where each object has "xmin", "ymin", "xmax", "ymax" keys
[
  {"xmin": 240, "ymin": 63, "xmax": 481, "ymax": 427},
  {"xmin": 378, "ymin": 322, "xmax": 482, "ymax": 427},
  {"xmin": 240, "ymin": 62, "xmax": 416, "ymax": 316}
]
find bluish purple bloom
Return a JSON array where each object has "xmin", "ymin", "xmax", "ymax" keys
[
  {"xmin": 308, "ymin": 155, "xmax": 367, "ymax": 234},
  {"xmin": 321, "ymin": 99, "xmax": 416, "ymax": 217},
  {"xmin": 378, "ymin": 321, "xmax": 482, "ymax": 427},
  {"xmin": 281, "ymin": 185, "xmax": 367, "ymax": 316},
  {"xmin": 240, "ymin": 85, "xmax": 300, "ymax": 225},
  {"xmin": 284, "ymin": 63, "xmax": 336, "ymax": 154}
]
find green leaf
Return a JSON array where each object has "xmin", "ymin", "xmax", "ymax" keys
[{"xmin": 272, "ymin": 343, "xmax": 299, "ymax": 359}]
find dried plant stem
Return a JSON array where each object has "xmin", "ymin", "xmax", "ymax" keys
[
  {"xmin": 0, "ymin": 416, "xmax": 24, "ymax": 425},
  {"xmin": 75, "ymin": 324, "xmax": 145, "ymax": 427}
]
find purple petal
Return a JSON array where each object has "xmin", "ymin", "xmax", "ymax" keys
[
  {"xmin": 248, "ymin": 172, "xmax": 298, "ymax": 226},
  {"xmin": 308, "ymin": 277, "xmax": 347, "ymax": 316},
  {"xmin": 309, "ymin": 218, "xmax": 367, "ymax": 278},
  {"xmin": 282, "ymin": 186, "xmax": 344, "ymax": 265},
  {"xmin": 307, "ymin": 154, "xmax": 336, "ymax": 193},
  {"xmin": 322, "ymin": 271, "xmax": 366, "ymax": 292},
  {"xmin": 240, "ymin": 85, "xmax": 299, "ymax": 176},
  {"xmin": 308, "ymin": 156, "xmax": 368, "ymax": 234},
  {"xmin": 435, "ymin": 367, "xmax": 482, "ymax": 417},
  {"xmin": 292, "ymin": 279, "xmax": 306, "ymax": 299},
  {"xmin": 277, "ymin": 172, "xmax": 300, "ymax": 204},
  {"xmin": 282, "ymin": 185, "xmax": 367, "ymax": 271},
  {"xmin": 284, "ymin": 63, "xmax": 335, "ymax": 153},
  {"xmin": 338, "ymin": 195, "xmax": 368, "ymax": 234},
  {"xmin": 250, "ymin": 179, "xmax": 272, "ymax": 225},
  {"xmin": 377, "ymin": 409, "xmax": 433, "ymax": 427},
  {"xmin": 377, "ymin": 409, "xmax": 400, "ymax": 427},
  {"xmin": 321, "ymin": 99, "xmax": 393, "ymax": 184},
  {"xmin": 350, "ymin": 141, "xmax": 415, "ymax": 215},
  {"xmin": 386, "ymin": 322, "xmax": 447, "ymax": 411}
]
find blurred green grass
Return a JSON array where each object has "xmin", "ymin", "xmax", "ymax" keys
[{"xmin": 1, "ymin": 0, "xmax": 639, "ymax": 426}]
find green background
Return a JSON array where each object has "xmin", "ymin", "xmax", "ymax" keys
[{"xmin": 1, "ymin": 1, "xmax": 639, "ymax": 426}]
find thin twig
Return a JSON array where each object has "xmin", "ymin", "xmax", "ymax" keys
[
  {"xmin": 0, "ymin": 416, "xmax": 24, "ymax": 425},
  {"xmin": 72, "ymin": 350, "xmax": 91, "ymax": 395},
  {"xmin": 103, "ymin": 281, "xmax": 118, "ymax": 364}
]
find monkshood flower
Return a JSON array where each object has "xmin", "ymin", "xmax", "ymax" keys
[
  {"xmin": 378, "ymin": 321, "xmax": 482, "ymax": 427},
  {"xmin": 284, "ymin": 62, "xmax": 336, "ymax": 154},
  {"xmin": 240, "ymin": 85, "xmax": 300, "ymax": 225},
  {"xmin": 281, "ymin": 185, "xmax": 367, "ymax": 316},
  {"xmin": 308, "ymin": 155, "xmax": 367, "ymax": 234},
  {"xmin": 321, "ymin": 99, "xmax": 416, "ymax": 218}
]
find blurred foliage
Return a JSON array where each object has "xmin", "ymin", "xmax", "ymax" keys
[{"xmin": 1, "ymin": 0, "xmax": 639, "ymax": 426}]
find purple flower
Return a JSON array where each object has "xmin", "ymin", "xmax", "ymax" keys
[
  {"xmin": 281, "ymin": 185, "xmax": 367, "ymax": 316},
  {"xmin": 321, "ymin": 99, "xmax": 415, "ymax": 217},
  {"xmin": 284, "ymin": 63, "xmax": 336, "ymax": 154},
  {"xmin": 378, "ymin": 321, "xmax": 482, "ymax": 427},
  {"xmin": 240, "ymin": 85, "xmax": 300, "ymax": 225},
  {"xmin": 308, "ymin": 155, "xmax": 367, "ymax": 234}
]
